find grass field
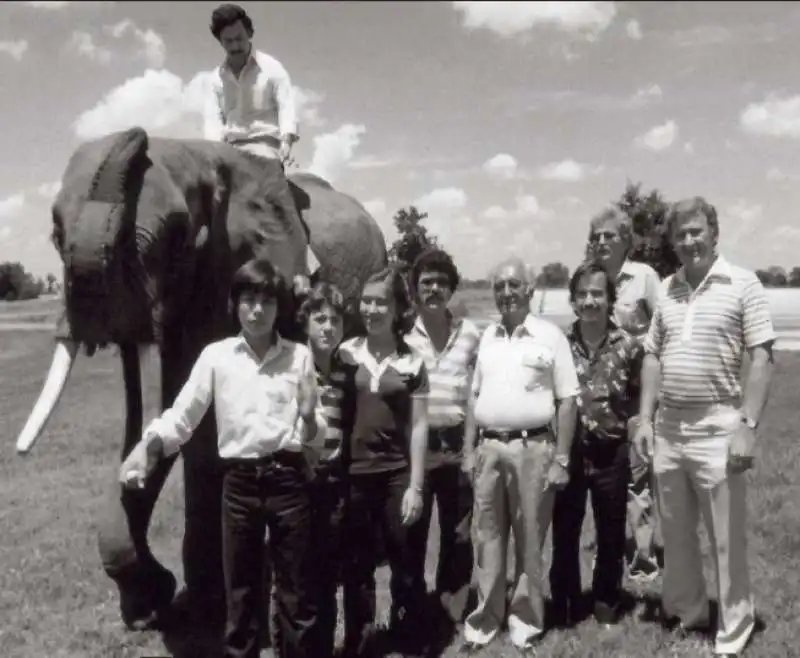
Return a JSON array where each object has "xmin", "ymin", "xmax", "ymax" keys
[{"xmin": 0, "ymin": 314, "xmax": 798, "ymax": 657}]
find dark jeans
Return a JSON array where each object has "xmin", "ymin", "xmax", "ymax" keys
[
  {"xmin": 550, "ymin": 439, "xmax": 630, "ymax": 616},
  {"xmin": 343, "ymin": 468, "xmax": 428, "ymax": 656},
  {"xmin": 221, "ymin": 451, "xmax": 317, "ymax": 658},
  {"xmin": 310, "ymin": 466, "xmax": 348, "ymax": 658},
  {"xmin": 407, "ymin": 462, "xmax": 474, "ymax": 602}
]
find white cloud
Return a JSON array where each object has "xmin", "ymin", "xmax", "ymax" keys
[
  {"xmin": 634, "ymin": 120, "xmax": 678, "ymax": 151},
  {"xmin": 452, "ymin": 1, "xmax": 618, "ymax": 39},
  {"xmin": 36, "ymin": 181, "xmax": 62, "ymax": 199},
  {"xmin": 482, "ymin": 153, "xmax": 519, "ymax": 180},
  {"xmin": 362, "ymin": 199, "xmax": 387, "ymax": 217},
  {"xmin": 484, "ymin": 205, "xmax": 508, "ymax": 220},
  {"xmin": 740, "ymin": 94, "xmax": 800, "ymax": 139},
  {"xmin": 307, "ymin": 124, "xmax": 366, "ymax": 184},
  {"xmin": 294, "ymin": 87, "xmax": 325, "ymax": 128},
  {"xmin": 0, "ymin": 193, "xmax": 26, "ymax": 219},
  {"xmin": 483, "ymin": 193, "xmax": 545, "ymax": 220},
  {"xmin": 538, "ymin": 159, "xmax": 588, "ymax": 182},
  {"xmin": 67, "ymin": 31, "xmax": 113, "ymax": 64},
  {"xmin": 104, "ymin": 19, "xmax": 165, "ymax": 69},
  {"xmin": 415, "ymin": 187, "xmax": 468, "ymax": 214},
  {"xmin": 631, "ymin": 83, "xmax": 662, "ymax": 105},
  {"xmin": 0, "ymin": 40, "xmax": 29, "ymax": 61},
  {"xmin": 625, "ymin": 19, "xmax": 642, "ymax": 40},
  {"xmin": 727, "ymin": 199, "xmax": 763, "ymax": 225},
  {"xmin": 67, "ymin": 19, "xmax": 166, "ymax": 68},
  {"xmin": 74, "ymin": 69, "xmax": 324, "ymax": 141},
  {"xmin": 766, "ymin": 167, "xmax": 800, "ymax": 183},
  {"xmin": 0, "ymin": 227, "xmax": 12, "ymax": 240}
]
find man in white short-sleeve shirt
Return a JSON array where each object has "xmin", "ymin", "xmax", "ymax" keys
[{"xmin": 462, "ymin": 258, "xmax": 579, "ymax": 653}]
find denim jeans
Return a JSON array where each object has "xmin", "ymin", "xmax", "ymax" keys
[{"xmin": 221, "ymin": 451, "xmax": 316, "ymax": 658}]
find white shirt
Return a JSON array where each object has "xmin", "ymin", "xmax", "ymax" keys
[
  {"xmin": 472, "ymin": 314, "xmax": 580, "ymax": 430},
  {"xmin": 144, "ymin": 335, "xmax": 327, "ymax": 460},
  {"xmin": 204, "ymin": 49, "xmax": 298, "ymax": 146}
]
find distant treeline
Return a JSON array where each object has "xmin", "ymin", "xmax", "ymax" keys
[{"xmin": 0, "ymin": 262, "xmax": 59, "ymax": 301}]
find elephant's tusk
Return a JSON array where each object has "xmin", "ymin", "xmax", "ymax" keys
[{"xmin": 16, "ymin": 339, "xmax": 79, "ymax": 454}]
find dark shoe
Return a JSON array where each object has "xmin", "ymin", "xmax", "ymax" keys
[
  {"xmin": 549, "ymin": 596, "xmax": 581, "ymax": 628},
  {"xmin": 594, "ymin": 601, "xmax": 620, "ymax": 627},
  {"xmin": 120, "ymin": 565, "xmax": 177, "ymax": 631},
  {"xmin": 458, "ymin": 640, "xmax": 485, "ymax": 655}
]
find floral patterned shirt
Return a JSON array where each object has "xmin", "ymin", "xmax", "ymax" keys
[{"xmin": 566, "ymin": 321, "xmax": 644, "ymax": 443}]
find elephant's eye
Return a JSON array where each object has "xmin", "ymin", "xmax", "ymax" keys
[{"xmin": 247, "ymin": 199, "xmax": 264, "ymax": 212}]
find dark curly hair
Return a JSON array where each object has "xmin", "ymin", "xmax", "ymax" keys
[
  {"xmin": 296, "ymin": 281, "xmax": 346, "ymax": 328},
  {"xmin": 229, "ymin": 258, "xmax": 295, "ymax": 337},
  {"xmin": 210, "ymin": 4, "xmax": 254, "ymax": 40},
  {"xmin": 409, "ymin": 248, "xmax": 461, "ymax": 295},
  {"xmin": 568, "ymin": 260, "xmax": 618, "ymax": 318},
  {"xmin": 360, "ymin": 266, "xmax": 415, "ymax": 354}
]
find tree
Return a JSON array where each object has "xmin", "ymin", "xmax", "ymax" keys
[
  {"xmin": 535, "ymin": 262, "xmax": 570, "ymax": 288},
  {"xmin": 788, "ymin": 267, "xmax": 800, "ymax": 287},
  {"xmin": 387, "ymin": 205, "xmax": 441, "ymax": 277},
  {"xmin": 612, "ymin": 181, "xmax": 680, "ymax": 279},
  {"xmin": 0, "ymin": 262, "xmax": 44, "ymax": 301}
]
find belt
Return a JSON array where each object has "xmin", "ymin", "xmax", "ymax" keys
[
  {"xmin": 479, "ymin": 426, "xmax": 549, "ymax": 442},
  {"xmin": 228, "ymin": 134, "xmax": 282, "ymax": 149},
  {"xmin": 222, "ymin": 450, "xmax": 300, "ymax": 470}
]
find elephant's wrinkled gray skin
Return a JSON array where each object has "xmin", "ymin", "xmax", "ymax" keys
[{"xmin": 15, "ymin": 127, "xmax": 386, "ymax": 629}]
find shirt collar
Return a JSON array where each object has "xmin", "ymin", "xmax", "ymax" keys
[
  {"xmin": 617, "ymin": 259, "xmax": 636, "ymax": 282},
  {"xmin": 567, "ymin": 320, "xmax": 624, "ymax": 346},
  {"xmin": 493, "ymin": 313, "xmax": 536, "ymax": 338},
  {"xmin": 674, "ymin": 253, "xmax": 732, "ymax": 288},
  {"xmin": 234, "ymin": 332, "xmax": 288, "ymax": 366},
  {"xmin": 411, "ymin": 309, "xmax": 458, "ymax": 338},
  {"xmin": 221, "ymin": 48, "xmax": 260, "ymax": 77}
]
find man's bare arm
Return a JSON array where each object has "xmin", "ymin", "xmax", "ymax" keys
[
  {"xmin": 742, "ymin": 342, "xmax": 775, "ymax": 427},
  {"xmin": 638, "ymin": 352, "xmax": 661, "ymax": 423},
  {"xmin": 554, "ymin": 396, "xmax": 577, "ymax": 457}
]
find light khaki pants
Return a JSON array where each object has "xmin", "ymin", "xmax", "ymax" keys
[
  {"xmin": 654, "ymin": 403, "xmax": 755, "ymax": 655},
  {"xmin": 464, "ymin": 436, "xmax": 555, "ymax": 647}
]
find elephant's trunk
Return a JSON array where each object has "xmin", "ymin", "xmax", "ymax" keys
[
  {"xmin": 60, "ymin": 128, "xmax": 149, "ymax": 347},
  {"xmin": 16, "ymin": 339, "xmax": 79, "ymax": 454}
]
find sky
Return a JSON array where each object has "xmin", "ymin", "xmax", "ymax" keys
[{"xmin": 2, "ymin": 1, "xmax": 800, "ymax": 280}]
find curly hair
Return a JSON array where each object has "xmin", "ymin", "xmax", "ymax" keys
[
  {"xmin": 409, "ymin": 248, "xmax": 461, "ymax": 295},
  {"xmin": 296, "ymin": 281, "xmax": 346, "ymax": 328},
  {"xmin": 210, "ymin": 4, "xmax": 254, "ymax": 40},
  {"xmin": 568, "ymin": 260, "xmax": 618, "ymax": 318},
  {"xmin": 361, "ymin": 266, "xmax": 415, "ymax": 354},
  {"xmin": 229, "ymin": 257, "xmax": 295, "ymax": 337}
]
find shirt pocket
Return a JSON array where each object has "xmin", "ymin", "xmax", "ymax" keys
[
  {"xmin": 263, "ymin": 372, "xmax": 299, "ymax": 411},
  {"xmin": 520, "ymin": 346, "xmax": 554, "ymax": 391}
]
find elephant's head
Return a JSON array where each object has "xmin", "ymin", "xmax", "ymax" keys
[{"xmin": 16, "ymin": 127, "xmax": 309, "ymax": 454}]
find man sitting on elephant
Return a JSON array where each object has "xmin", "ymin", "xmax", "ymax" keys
[{"xmin": 205, "ymin": 4, "xmax": 320, "ymax": 287}]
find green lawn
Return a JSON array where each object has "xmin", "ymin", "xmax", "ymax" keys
[{"xmin": 0, "ymin": 330, "xmax": 797, "ymax": 657}]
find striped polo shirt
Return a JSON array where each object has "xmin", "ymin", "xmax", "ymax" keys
[
  {"xmin": 315, "ymin": 362, "xmax": 347, "ymax": 464},
  {"xmin": 643, "ymin": 255, "xmax": 776, "ymax": 410},
  {"xmin": 405, "ymin": 314, "xmax": 482, "ymax": 428},
  {"xmin": 405, "ymin": 313, "xmax": 482, "ymax": 467}
]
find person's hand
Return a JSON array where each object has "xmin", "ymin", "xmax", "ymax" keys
[
  {"xmin": 546, "ymin": 460, "xmax": 570, "ymax": 490},
  {"xmin": 401, "ymin": 486, "xmax": 423, "ymax": 526},
  {"xmin": 632, "ymin": 419, "xmax": 655, "ymax": 464},
  {"xmin": 279, "ymin": 139, "xmax": 294, "ymax": 167},
  {"xmin": 728, "ymin": 421, "xmax": 756, "ymax": 473},
  {"xmin": 119, "ymin": 435, "xmax": 163, "ymax": 490}
]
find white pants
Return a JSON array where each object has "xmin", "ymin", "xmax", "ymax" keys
[{"xmin": 654, "ymin": 403, "xmax": 755, "ymax": 655}]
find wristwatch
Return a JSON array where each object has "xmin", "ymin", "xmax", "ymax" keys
[
  {"xmin": 742, "ymin": 416, "xmax": 758, "ymax": 430},
  {"xmin": 554, "ymin": 454, "xmax": 570, "ymax": 470}
]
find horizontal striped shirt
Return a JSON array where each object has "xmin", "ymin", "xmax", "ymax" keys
[
  {"xmin": 405, "ymin": 314, "xmax": 482, "ymax": 429},
  {"xmin": 315, "ymin": 363, "xmax": 347, "ymax": 463},
  {"xmin": 644, "ymin": 255, "xmax": 776, "ymax": 409}
]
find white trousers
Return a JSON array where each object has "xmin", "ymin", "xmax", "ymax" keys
[{"xmin": 654, "ymin": 403, "xmax": 755, "ymax": 655}]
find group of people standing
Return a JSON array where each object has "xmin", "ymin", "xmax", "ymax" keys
[
  {"xmin": 120, "ymin": 194, "xmax": 774, "ymax": 658},
  {"xmin": 119, "ymin": 5, "xmax": 774, "ymax": 658}
]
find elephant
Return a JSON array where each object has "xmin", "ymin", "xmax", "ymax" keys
[{"xmin": 14, "ymin": 126, "xmax": 387, "ymax": 630}]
